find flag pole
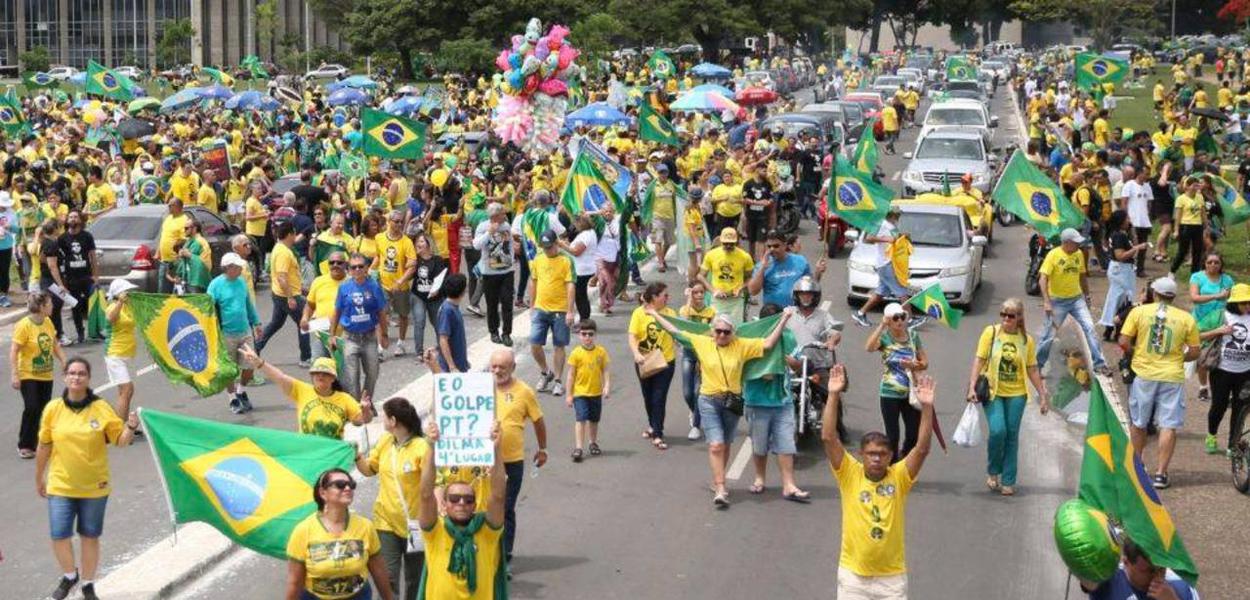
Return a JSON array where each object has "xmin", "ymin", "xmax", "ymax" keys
[
  {"xmin": 137, "ymin": 407, "xmax": 181, "ymax": 545},
  {"xmin": 822, "ymin": 156, "xmax": 834, "ymax": 244}
]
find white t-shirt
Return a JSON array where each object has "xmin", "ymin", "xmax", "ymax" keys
[
  {"xmin": 595, "ymin": 216, "xmax": 621, "ymax": 262},
  {"xmin": 1219, "ymin": 312, "xmax": 1250, "ymax": 374},
  {"xmin": 112, "ymin": 182, "xmax": 131, "ymax": 209},
  {"xmin": 571, "ymin": 229, "xmax": 599, "ymax": 276},
  {"xmin": 1122, "ymin": 179, "xmax": 1154, "ymax": 229},
  {"xmin": 875, "ymin": 220, "xmax": 896, "ymax": 268}
]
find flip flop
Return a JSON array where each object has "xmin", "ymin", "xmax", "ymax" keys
[
  {"xmin": 642, "ymin": 429, "xmax": 654, "ymax": 439},
  {"xmin": 749, "ymin": 483, "xmax": 766, "ymax": 494},
  {"xmin": 783, "ymin": 490, "xmax": 812, "ymax": 503}
]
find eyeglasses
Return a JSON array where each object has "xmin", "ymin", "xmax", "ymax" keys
[
  {"xmin": 328, "ymin": 260, "xmax": 346, "ymax": 266},
  {"xmin": 324, "ymin": 479, "xmax": 357, "ymax": 491},
  {"xmin": 446, "ymin": 493, "xmax": 476, "ymax": 505},
  {"xmin": 349, "ymin": 264, "xmax": 367, "ymax": 270},
  {"xmin": 579, "ymin": 330, "xmax": 596, "ymax": 336},
  {"xmin": 1000, "ymin": 312, "xmax": 1019, "ymax": 319},
  {"xmin": 889, "ymin": 314, "xmax": 907, "ymax": 322},
  {"xmin": 713, "ymin": 328, "xmax": 733, "ymax": 335}
]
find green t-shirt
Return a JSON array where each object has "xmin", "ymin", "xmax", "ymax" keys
[{"xmin": 877, "ymin": 329, "xmax": 922, "ymax": 399}]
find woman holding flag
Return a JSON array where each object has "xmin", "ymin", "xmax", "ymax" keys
[{"xmin": 236, "ymin": 346, "xmax": 374, "ymax": 440}]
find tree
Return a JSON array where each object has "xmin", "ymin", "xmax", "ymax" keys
[
  {"xmin": 255, "ymin": 0, "xmax": 278, "ymax": 60},
  {"xmin": 19, "ymin": 46, "xmax": 51, "ymax": 72},
  {"xmin": 573, "ymin": 12, "xmax": 627, "ymax": 64},
  {"xmin": 1219, "ymin": 0, "xmax": 1250, "ymax": 31},
  {"xmin": 436, "ymin": 38, "xmax": 495, "ymax": 73},
  {"xmin": 1010, "ymin": 0, "xmax": 1157, "ymax": 50},
  {"xmin": 156, "ymin": 19, "xmax": 195, "ymax": 68}
]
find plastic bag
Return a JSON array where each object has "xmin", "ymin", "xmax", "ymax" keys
[{"xmin": 953, "ymin": 402, "xmax": 984, "ymax": 448}]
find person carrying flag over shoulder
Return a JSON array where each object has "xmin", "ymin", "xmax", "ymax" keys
[{"xmin": 851, "ymin": 207, "xmax": 919, "ymax": 329}]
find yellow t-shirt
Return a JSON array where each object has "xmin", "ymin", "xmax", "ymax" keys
[
  {"xmin": 881, "ymin": 105, "xmax": 900, "ymax": 132},
  {"xmin": 530, "ymin": 253, "xmax": 573, "ymax": 313},
  {"xmin": 105, "ymin": 301, "xmax": 136, "ymax": 359},
  {"xmin": 285, "ymin": 511, "xmax": 381, "ymax": 600},
  {"xmin": 649, "ymin": 181, "xmax": 677, "ymax": 220},
  {"xmin": 168, "ymin": 171, "xmax": 199, "ymax": 203},
  {"xmin": 270, "ymin": 243, "xmax": 302, "ymax": 298},
  {"xmin": 1039, "ymin": 246, "xmax": 1085, "ymax": 299},
  {"xmin": 684, "ymin": 206, "xmax": 706, "ymax": 242},
  {"xmin": 711, "ymin": 183, "xmax": 743, "ymax": 218},
  {"xmin": 307, "ymin": 274, "xmax": 343, "ymax": 320},
  {"xmin": 497, "ymin": 381, "xmax": 542, "ymax": 463},
  {"xmin": 679, "ymin": 304, "xmax": 716, "ymax": 323},
  {"xmin": 975, "ymin": 326, "xmax": 1037, "ymax": 398},
  {"xmin": 1174, "ymin": 193, "xmax": 1203, "ymax": 225},
  {"xmin": 1173, "ymin": 126, "xmax": 1197, "ymax": 157},
  {"xmin": 688, "ymin": 335, "xmax": 764, "ymax": 396},
  {"xmin": 366, "ymin": 434, "xmax": 429, "ymax": 536},
  {"xmin": 701, "ymin": 246, "xmax": 754, "ymax": 294},
  {"xmin": 629, "ymin": 306, "xmax": 677, "ymax": 362},
  {"xmin": 196, "ymin": 183, "xmax": 219, "ymax": 213},
  {"xmin": 374, "ymin": 233, "xmax": 415, "ymax": 291},
  {"xmin": 38, "ymin": 398, "xmax": 125, "ymax": 498},
  {"xmin": 1218, "ymin": 87, "xmax": 1234, "ymax": 108},
  {"xmin": 244, "ymin": 196, "xmax": 268, "ymax": 236},
  {"xmin": 1121, "ymin": 303, "xmax": 1200, "ymax": 383},
  {"xmin": 13, "ymin": 316, "xmax": 57, "ymax": 380},
  {"xmin": 833, "ymin": 452, "xmax": 915, "ymax": 577},
  {"xmin": 1193, "ymin": 89, "xmax": 1209, "ymax": 108},
  {"xmin": 84, "ymin": 182, "xmax": 116, "ymax": 221},
  {"xmin": 420, "ymin": 518, "xmax": 504, "ymax": 600},
  {"xmin": 287, "ymin": 380, "xmax": 362, "ymax": 439},
  {"xmin": 158, "ymin": 213, "xmax": 189, "ymax": 262},
  {"xmin": 567, "ymin": 344, "xmax": 610, "ymax": 397},
  {"xmin": 1093, "ymin": 118, "xmax": 1109, "ymax": 147}
]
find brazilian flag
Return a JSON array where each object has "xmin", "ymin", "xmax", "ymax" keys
[
  {"xmin": 314, "ymin": 331, "xmax": 347, "ymax": 380},
  {"xmin": 668, "ymin": 313, "xmax": 796, "ymax": 400},
  {"xmin": 0, "ymin": 94, "xmax": 26, "ymax": 136},
  {"xmin": 135, "ymin": 175, "xmax": 166, "ymax": 204},
  {"xmin": 946, "ymin": 56, "xmax": 975, "ymax": 82},
  {"xmin": 86, "ymin": 289, "xmax": 110, "ymax": 340},
  {"xmin": 139, "ymin": 408, "xmax": 355, "ymax": 559},
  {"xmin": 22, "ymin": 71, "xmax": 59, "ymax": 89},
  {"xmin": 340, "ymin": 151, "xmax": 369, "ymax": 180},
  {"xmin": 1203, "ymin": 173, "xmax": 1250, "ymax": 227},
  {"xmin": 1074, "ymin": 53, "xmax": 1128, "ymax": 92},
  {"xmin": 1080, "ymin": 379, "xmax": 1198, "ymax": 583},
  {"xmin": 639, "ymin": 103, "xmax": 680, "ymax": 146},
  {"xmin": 991, "ymin": 151, "xmax": 1085, "ymax": 239},
  {"xmin": 201, "ymin": 66, "xmax": 235, "ymax": 87},
  {"xmin": 520, "ymin": 207, "xmax": 551, "ymax": 262},
  {"xmin": 241, "ymin": 55, "xmax": 269, "ymax": 80},
  {"xmin": 852, "ymin": 118, "xmax": 879, "ymax": 175},
  {"xmin": 313, "ymin": 237, "xmax": 350, "ymax": 276},
  {"xmin": 560, "ymin": 150, "xmax": 619, "ymax": 218},
  {"xmin": 907, "ymin": 283, "xmax": 962, "ymax": 329},
  {"xmin": 827, "ymin": 155, "xmax": 894, "ymax": 231},
  {"xmin": 85, "ymin": 60, "xmax": 136, "ymax": 101},
  {"xmin": 361, "ymin": 107, "xmax": 426, "ymax": 160},
  {"xmin": 128, "ymin": 292, "xmax": 240, "ymax": 396},
  {"xmin": 646, "ymin": 49, "xmax": 677, "ymax": 80}
]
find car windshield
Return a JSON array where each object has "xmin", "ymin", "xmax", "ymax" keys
[
  {"xmin": 916, "ymin": 137, "xmax": 983, "ymax": 160},
  {"xmin": 926, "ymin": 108, "xmax": 985, "ymax": 127},
  {"xmin": 88, "ymin": 216, "xmax": 162, "ymax": 240},
  {"xmin": 898, "ymin": 213, "xmax": 964, "ymax": 247},
  {"xmin": 947, "ymin": 81, "xmax": 980, "ymax": 92},
  {"xmin": 875, "ymin": 77, "xmax": 903, "ymax": 88}
]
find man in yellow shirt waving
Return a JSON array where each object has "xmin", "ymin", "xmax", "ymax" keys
[{"xmin": 1036, "ymin": 228, "xmax": 1108, "ymax": 373}]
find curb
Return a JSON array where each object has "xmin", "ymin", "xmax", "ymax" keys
[{"xmin": 96, "ymin": 523, "xmax": 239, "ymax": 599}]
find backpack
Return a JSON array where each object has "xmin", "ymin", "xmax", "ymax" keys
[{"xmin": 1081, "ymin": 185, "xmax": 1104, "ymax": 223}]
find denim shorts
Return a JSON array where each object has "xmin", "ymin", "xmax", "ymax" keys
[
  {"xmin": 698, "ymin": 394, "xmax": 742, "ymax": 445},
  {"xmin": 746, "ymin": 405, "xmax": 797, "ymax": 456},
  {"xmin": 1128, "ymin": 378, "xmax": 1186, "ymax": 429},
  {"xmin": 875, "ymin": 264, "xmax": 909, "ymax": 298},
  {"xmin": 48, "ymin": 495, "xmax": 108, "ymax": 540},
  {"xmin": 529, "ymin": 309, "xmax": 570, "ymax": 347},
  {"xmin": 573, "ymin": 396, "xmax": 603, "ymax": 422}
]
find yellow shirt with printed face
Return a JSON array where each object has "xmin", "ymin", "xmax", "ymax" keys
[
  {"xmin": 366, "ymin": 434, "xmax": 429, "ymax": 536},
  {"xmin": 679, "ymin": 303, "xmax": 716, "ymax": 323},
  {"xmin": 833, "ymin": 452, "xmax": 915, "ymax": 577},
  {"xmin": 497, "ymin": 381, "xmax": 542, "ymax": 463},
  {"xmin": 629, "ymin": 306, "xmax": 677, "ymax": 362},
  {"xmin": 687, "ymin": 335, "xmax": 764, "ymax": 396},
  {"xmin": 1039, "ymin": 246, "xmax": 1086, "ymax": 299},
  {"xmin": 975, "ymin": 326, "xmax": 1037, "ymax": 398},
  {"xmin": 286, "ymin": 380, "xmax": 362, "ymax": 439},
  {"xmin": 567, "ymin": 343, "xmax": 610, "ymax": 397},
  {"xmin": 105, "ymin": 301, "xmax": 136, "ymax": 359},
  {"xmin": 530, "ymin": 252, "xmax": 573, "ymax": 313},
  {"xmin": 38, "ymin": 398, "xmax": 125, "ymax": 498},
  {"xmin": 420, "ymin": 518, "xmax": 504, "ymax": 600},
  {"xmin": 1121, "ymin": 303, "xmax": 1200, "ymax": 383},
  {"xmin": 13, "ymin": 316, "xmax": 57, "ymax": 380},
  {"xmin": 701, "ymin": 246, "xmax": 754, "ymax": 294},
  {"xmin": 373, "ymin": 233, "xmax": 415, "ymax": 291},
  {"xmin": 285, "ymin": 511, "xmax": 381, "ymax": 600}
]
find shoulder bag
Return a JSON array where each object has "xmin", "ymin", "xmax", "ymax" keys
[{"xmin": 709, "ymin": 346, "xmax": 745, "ymax": 416}]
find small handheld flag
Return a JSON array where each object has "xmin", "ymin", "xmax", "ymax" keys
[{"xmin": 907, "ymin": 283, "xmax": 962, "ymax": 329}]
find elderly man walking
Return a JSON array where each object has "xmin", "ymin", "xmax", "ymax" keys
[
  {"xmin": 207, "ymin": 253, "xmax": 262, "ymax": 414},
  {"xmin": 330, "ymin": 253, "xmax": 389, "ymax": 400}
]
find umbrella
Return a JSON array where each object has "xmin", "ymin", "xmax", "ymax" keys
[
  {"xmin": 735, "ymin": 87, "xmax": 779, "ymax": 106},
  {"xmin": 127, "ymin": 97, "xmax": 161, "ymax": 115},
  {"xmin": 396, "ymin": 85, "xmax": 419, "ymax": 95},
  {"xmin": 565, "ymin": 102, "xmax": 632, "ymax": 128},
  {"xmin": 384, "ymin": 95, "xmax": 425, "ymax": 116},
  {"xmin": 1190, "ymin": 107, "xmax": 1229, "ymax": 122},
  {"xmin": 225, "ymin": 90, "xmax": 275, "ymax": 111},
  {"xmin": 670, "ymin": 90, "xmax": 740, "ymax": 113},
  {"xmin": 197, "ymin": 84, "xmax": 233, "ymax": 100},
  {"xmin": 336, "ymin": 75, "xmax": 379, "ymax": 90},
  {"xmin": 327, "ymin": 88, "xmax": 369, "ymax": 107},
  {"xmin": 161, "ymin": 88, "xmax": 203, "ymax": 112},
  {"xmin": 690, "ymin": 62, "xmax": 732, "ymax": 79},
  {"xmin": 68, "ymin": 72, "xmax": 87, "ymax": 87},
  {"xmin": 272, "ymin": 86, "xmax": 302, "ymax": 106},
  {"xmin": 691, "ymin": 83, "xmax": 734, "ymax": 97},
  {"xmin": 117, "ymin": 117, "xmax": 156, "ymax": 139},
  {"xmin": 73, "ymin": 98, "xmax": 92, "ymax": 109}
]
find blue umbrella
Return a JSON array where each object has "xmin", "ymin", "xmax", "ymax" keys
[
  {"xmin": 691, "ymin": 83, "xmax": 734, "ymax": 97},
  {"xmin": 225, "ymin": 90, "xmax": 274, "ymax": 111},
  {"xmin": 69, "ymin": 72, "xmax": 87, "ymax": 87},
  {"xmin": 327, "ymin": 88, "xmax": 369, "ymax": 107},
  {"xmin": 161, "ymin": 88, "xmax": 203, "ymax": 112},
  {"xmin": 385, "ymin": 95, "xmax": 425, "ymax": 116},
  {"xmin": 690, "ymin": 62, "xmax": 732, "ymax": 79},
  {"xmin": 565, "ymin": 102, "xmax": 632, "ymax": 128},
  {"xmin": 340, "ymin": 75, "xmax": 379, "ymax": 89},
  {"xmin": 197, "ymin": 84, "xmax": 233, "ymax": 100}
]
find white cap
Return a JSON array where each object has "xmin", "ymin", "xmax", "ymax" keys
[
  {"xmin": 1151, "ymin": 277, "xmax": 1178, "ymax": 297},
  {"xmin": 1059, "ymin": 228, "xmax": 1085, "ymax": 244},
  {"xmin": 106, "ymin": 279, "xmax": 138, "ymax": 300},
  {"xmin": 0, "ymin": 191, "xmax": 11, "ymax": 208},
  {"xmin": 884, "ymin": 302, "xmax": 907, "ymax": 318},
  {"xmin": 141, "ymin": 161, "xmax": 155, "ymax": 171},
  {"xmin": 221, "ymin": 252, "xmax": 248, "ymax": 269}
]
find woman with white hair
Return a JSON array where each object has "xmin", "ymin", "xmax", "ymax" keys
[
  {"xmin": 646, "ymin": 305, "xmax": 792, "ymax": 508},
  {"xmin": 472, "ymin": 201, "xmax": 517, "ymax": 346}
]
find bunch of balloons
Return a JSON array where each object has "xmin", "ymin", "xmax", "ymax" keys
[{"xmin": 493, "ymin": 18, "xmax": 581, "ymax": 155}]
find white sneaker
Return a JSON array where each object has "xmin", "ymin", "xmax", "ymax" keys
[
  {"xmin": 536, "ymin": 371, "xmax": 554, "ymax": 393},
  {"xmin": 377, "ymin": 345, "xmax": 388, "ymax": 361},
  {"xmin": 551, "ymin": 381, "xmax": 565, "ymax": 396},
  {"xmin": 687, "ymin": 426, "xmax": 702, "ymax": 441},
  {"xmin": 393, "ymin": 341, "xmax": 406, "ymax": 356}
]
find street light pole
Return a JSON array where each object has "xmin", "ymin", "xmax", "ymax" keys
[{"xmin": 1171, "ymin": 0, "xmax": 1176, "ymax": 41}]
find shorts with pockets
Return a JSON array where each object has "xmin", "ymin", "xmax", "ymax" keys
[
  {"xmin": 1128, "ymin": 378, "xmax": 1186, "ymax": 429},
  {"xmin": 384, "ymin": 288, "xmax": 411, "ymax": 316},
  {"xmin": 746, "ymin": 405, "xmax": 797, "ymax": 455},
  {"xmin": 224, "ymin": 334, "xmax": 255, "ymax": 370},
  {"xmin": 875, "ymin": 264, "xmax": 910, "ymax": 298},
  {"xmin": 573, "ymin": 396, "xmax": 603, "ymax": 422},
  {"xmin": 48, "ymin": 495, "xmax": 108, "ymax": 540},
  {"xmin": 529, "ymin": 309, "xmax": 570, "ymax": 347}
]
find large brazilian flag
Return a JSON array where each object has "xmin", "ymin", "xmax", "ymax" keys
[
  {"xmin": 128, "ymin": 292, "xmax": 240, "ymax": 396},
  {"xmin": 991, "ymin": 151, "xmax": 1086, "ymax": 239},
  {"xmin": 827, "ymin": 155, "xmax": 894, "ymax": 232},
  {"xmin": 139, "ymin": 409, "xmax": 355, "ymax": 559},
  {"xmin": 560, "ymin": 149, "xmax": 620, "ymax": 218},
  {"xmin": 361, "ymin": 107, "xmax": 426, "ymax": 160}
]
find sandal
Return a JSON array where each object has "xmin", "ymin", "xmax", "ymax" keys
[
  {"xmin": 986, "ymin": 476, "xmax": 1000, "ymax": 492},
  {"xmin": 642, "ymin": 428, "xmax": 654, "ymax": 439},
  {"xmin": 749, "ymin": 482, "xmax": 766, "ymax": 494},
  {"xmin": 653, "ymin": 438, "xmax": 669, "ymax": 450},
  {"xmin": 783, "ymin": 490, "xmax": 812, "ymax": 503},
  {"xmin": 589, "ymin": 443, "xmax": 602, "ymax": 456},
  {"xmin": 571, "ymin": 449, "xmax": 584, "ymax": 463},
  {"xmin": 17, "ymin": 448, "xmax": 35, "ymax": 459},
  {"xmin": 1000, "ymin": 486, "xmax": 1016, "ymax": 496}
]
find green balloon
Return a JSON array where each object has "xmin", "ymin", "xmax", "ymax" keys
[{"xmin": 1053, "ymin": 499, "xmax": 1121, "ymax": 583}]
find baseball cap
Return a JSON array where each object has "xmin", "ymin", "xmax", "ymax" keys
[
  {"xmin": 1151, "ymin": 277, "xmax": 1178, "ymax": 297},
  {"xmin": 719, "ymin": 227, "xmax": 738, "ymax": 243},
  {"xmin": 1059, "ymin": 228, "xmax": 1085, "ymax": 244},
  {"xmin": 540, "ymin": 229, "xmax": 559, "ymax": 247},
  {"xmin": 689, "ymin": 187, "xmax": 705, "ymax": 199},
  {"xmin": 884, "ymin": 303, "xmax": 907, "ymax": 318},
  {"xmin": 308, "ymin": 357, "xmax": 338, "ymax": 377},
  {"xmin": 106, "ymin": 279, "xmax": 137, "ymax": 300},
  {"xmin": 221, "ymin": 252, "xmax": 248, "ymax": 269}
]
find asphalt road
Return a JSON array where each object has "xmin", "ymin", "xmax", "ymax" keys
[{"xmin": 1, "ymin": 85, "xmax": 1087, "ymax": 599}]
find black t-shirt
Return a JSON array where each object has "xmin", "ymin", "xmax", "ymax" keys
[
  {"xmin": 411, "ymin": 254, "xmax": 449, "ymax": 301},
  {"xmin": 1240, "ymin": 159, "xmax": 1250, "ymax": 195},
  {"xmin": 39, "ymin": 235, "xmax": 60, "ymax": 287},
  {"xmin": 1109, "ymin": 230, "xmax": 1133, "ymax": 263},
  {"xmin": 743, "ymin": 179, "xmax": 773, "ymax": 218},
  {"xmin": 1149, "ymin": 180, "xmax": 1175, "ymax": 214},
  {"xmin": 290, "ymin": 183, "xmax": 330, "ymax": 208},
  {"xmin": 58, "ymin": 230, "xmax": 95, "ymax": 282}
]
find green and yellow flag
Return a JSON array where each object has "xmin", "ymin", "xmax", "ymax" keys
[
  {"xmin": 201, "ymin": 66, "xmax": 235, "ymax": 87},
  {"xmin": 852, "ymin": 118, "xmax": 879, "ymax": 174},
  {"xmin": 340, "ymin": 151, "xmax": 369, "ymax": 180},
  {"xmin": 991, "ymin": 151, "xmax": 1086, "ymax": 239},
  {"xmin": 560, "ymin": 149, "xmax": 620, "ymax": 218},
  {"xmin": 22, "ymin": 71, "xmax": 59, "ymax": 89},
  {"xmin": 639, "ymin": 103, "xmax": 680, "ymax": 146},
  {"xmin": 0, "ymin": 94, "xmax": 26, "ymax": 136},
  {"xmin": 128, "ymin": 292, "xmax": 240, "ymax": 396},
  {"xmin": 139, "ymin": 408, "xmax": 355, "ymax": 559},
  {"xmin": 827, "ymin": 155, "xmax": 894, "ymax": 231},
  {"xmin": 1074, "ymin": 53, "xmax": 1128, "ymax": 91},
  {"xmin": 361, "ymin": 107, "xmax": 426, "ymax": 160},
  {"xmin": 946, "ymin": 56, "xmax": 975, "ymax": 82},
  {"xmin": 241, "ymin": 55, "xmax": 269, "ymax": 80},
  {"xmin": 646, "ymin": 50, "xmax": 677, "ymax": 80},
  {"xmin": 85, "ymin": 60, "xmax": 136, "ymax": 101},
  {"xmin": 314, "ymin": 331, "xmax": 347, "ymax": 380},
  {"xmin": 907, "ymin": 283, "xmax": 962, "ymax": 329},
  {"xmin": 1204, "ymin": 173, "xmax": 1250, "ymax": 226},
  {"xmin": 669, "ymin": 313, "xmax": 795, "ymax": 397},
  {"xmin": 1080, "ymin": 380, "xmax": 1198, "ymax": 583},
  {"xmin": 86, "ymin": 289, "xmax": 109, "ymax": 340}
]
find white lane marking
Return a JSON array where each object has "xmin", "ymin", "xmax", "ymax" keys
[
  {"xmin": 726, "ymin": 438, "xmax": 754, "ymax": 481},
  {"xmin": 890, "ymin": 171, "xmax": 901, "ymax": 181}
]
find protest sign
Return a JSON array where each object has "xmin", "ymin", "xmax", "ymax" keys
[
  {"xmin": 198, "ymin": 141, "xmax": 232, "ymax": 182},
  {"xmin": 433, "ymin": 372, "xmax": 495, "ymax": 467}
]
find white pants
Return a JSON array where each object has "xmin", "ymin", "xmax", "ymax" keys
[{"xmin": 837, "ymin": 567, "xmax": 908, "ymax": 600}]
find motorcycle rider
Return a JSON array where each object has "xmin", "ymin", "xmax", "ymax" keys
[{"xmin": 784, "ymin": 276, "xmax": 847, "ymax": 442}]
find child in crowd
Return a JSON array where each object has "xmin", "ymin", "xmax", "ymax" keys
[{"xmin": 565, "ymin": 319, "xmax": 610, "ymax": 462}]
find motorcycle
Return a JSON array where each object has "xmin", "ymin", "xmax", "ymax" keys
[
  {"xmin": 790, "ymin": 341, "xmax": 848, "ymax": 444},
  {"xmin": 774, "ymin": 193, "xmax": 802, "ymax": 236},
  {"xmin": 1025, "ymin": 230, "xmax": 1051, "ymax": 296}
]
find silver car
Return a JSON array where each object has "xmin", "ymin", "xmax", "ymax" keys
[
  {"xmin": 89, "ymin": 205, "xmax": 247, "ymax": 292},
  {"xmin": 901, "ymin": 128, "xmax": 1000, "ymax": 195}
]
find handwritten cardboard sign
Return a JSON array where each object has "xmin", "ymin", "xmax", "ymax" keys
[{"xmin": 433, "ymin": 373, "xmax": 495, "ymax": 466}]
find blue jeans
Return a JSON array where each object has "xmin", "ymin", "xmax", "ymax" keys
[
  {"xmin": 410, "ymin": 294, "xmax": 442, "ymax": 354},
  {"xmin": 637, "ymin": 362, "xmax": 675, "ymax": 438},
  {"xmin": 681, "ymin": 353, "xmax": 702, "ymax": 429},
  {"xmin": 1036, "ymin": 296, "xmax": 1106, "ymax": 368},
  {"xmin": 504, "ymin": 460, "xmax": 524, "ymax": 562},
  {"xmin": 343, "ymin": 330, "xmax": 380, "ymax": 400},
  {"xmin": 256, "ymin": 294, "xmax": 311, "ymax": 361},
  {"xmin": 984, "ymin": 395, "xmax": 1027, "ymax": 486},
  {"xmin": 698, "ymin": 394, "xmax": 742, "ymax": 446},
  {"xmin": 1098, "ymin": 261, "xmax": 1136, "ymax": 328},
  {"xmin": 48, "ymin": 495, "xmax": 108, "ymax": 540}
]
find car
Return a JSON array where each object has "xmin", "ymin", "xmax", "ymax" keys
[
  {"xmin": 901, "ymin": 127, "xmax": 999, "ymax": 195},
  {"xmin": 980, "ymin": 60, "xmax": 1008, "ymax": 81},
  {"xmin": 896, "ymin": 68, "xmax": 926, "ymax": 94},
  {"xmin": 438, "ymin": 131, "xmax": 491, "ymax": 155},
  {"xmin": 977, "ymin": 71, "xmax": 995, "ymax": 98},
  {"xmin": 843, "ymin": 92, "xmax": 884, "ymax": 119},
  {"xmin": 802, "ymin": 102, "xmax": 864, "ymax": 143},
  {"xmin": 305, "ymin": 63, "xmax": 349, "ymax": 80},
  {"xmin": 845, "ymin": 202, "xmax": 986, "ymax": 308},
  {"xmin": 46, "ymin": 66, "xmax": 79, "ymax": 81},
  {"xmin": 896, "ymin": 192, "xmax": 994, "ymax": 241},
  {"xmin": 918, "ymin": 98, "xmax": 996, "ymax": 141},
  {"xmin": 742, "ymin": 70, "xmax": 775, "ymax": 92},
  {"xmin": 89, "ymin": 205, "xmax": 249, "ymax": 292},
  {"xmin": 759, "ymin": 113, "xmax": 846, "ymax": 155},
  {"xmin": 159, "ymin": 65, "xmax": 194, "ymax": 79},
  {"xmin": 871, "ymin": 75, "xmax": 906, "ymax": 97},
  {"xmin": 115, "ymin": 66, "xmax": 143, "ymax": 79}
]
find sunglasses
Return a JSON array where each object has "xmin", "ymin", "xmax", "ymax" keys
[
  {"xmin": 349, "ymin": 264, "xmax": 367, "ymax": 270},
  {"xmin": 579, "ymin": 330, "xmax": 596, "ymax": 336},
  {"xmin": 889, "ymin": 314, "xmax": 907, "ymax": 322},
  {"xmin": 328, "ymin": 260, "xmax": 346, "ymax": 266},
  {"xmin": 713, "ymin": 328, "xmax": 733, "ymax": 335},
  {"xmin": 1000, "ymin": 312, "xmax": 1019, "ymax": 319},
  {"xmin": 324, "ymin": 479, "xmax": 357, "ymax": 491},
  {"xmin": 446, "ymin": 493, "xmax": 476, "ymax": 505}
]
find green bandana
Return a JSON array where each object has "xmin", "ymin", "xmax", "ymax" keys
[{"xmin": 444, "ymin": 513, "xmax": 486, "ymax": 591}]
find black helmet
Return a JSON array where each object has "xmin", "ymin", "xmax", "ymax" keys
[{"xmin": 792, "ymin": 275, "xmax": 821, "ymax": 309}]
